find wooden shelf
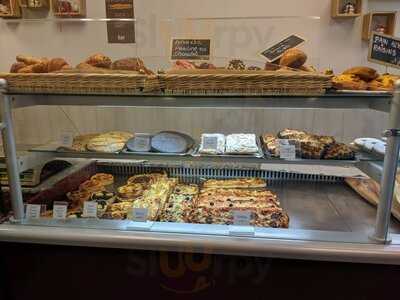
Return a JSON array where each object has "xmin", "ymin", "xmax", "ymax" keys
[
  {"xmin": 331, "ymin": 0, "xmax": 362, "ymax": 18},
  {"xmin": 362, "ymin": 11, "xmax": 397, "ymax": 41}
]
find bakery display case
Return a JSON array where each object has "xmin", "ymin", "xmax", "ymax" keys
[{"xmin": 0, "ymin": 12, "xmax": 400, "ymax": 265}]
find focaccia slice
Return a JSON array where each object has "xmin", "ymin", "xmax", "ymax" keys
[{"xmin": 203, "ymin": 178, "xmax": 267, "ymax": 189}]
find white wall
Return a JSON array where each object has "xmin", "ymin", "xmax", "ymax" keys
[{"xmin": 0, "ymin": 0, "xmax": 399, "ymax": 144}]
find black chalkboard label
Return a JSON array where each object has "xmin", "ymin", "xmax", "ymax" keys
[
  {"xmin": 171, "ymin": 39, "xmax": 211, "ymax": 61},
  {"xmin": 259, "ymin": 34, "xmax": 306, "ymax": 62},
  {"xmin": 369, "ymin": 33, "xmax": 400, "ymax": 69}
]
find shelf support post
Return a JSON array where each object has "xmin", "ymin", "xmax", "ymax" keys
[
  {"xmin": 0, "ymin": 79, "xmax": 24, "ymax": 221},
  {"xmin": 371, "ymin": 80, "xmax": 400, "ymax": 243}
]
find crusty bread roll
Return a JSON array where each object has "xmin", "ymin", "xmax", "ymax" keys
[
  {"xmin": 111, "ymin": 57, "xmax": 145, "ymax": 71},
  {"xmin": 84, "ymin": 53, "xmax": 112, "ymax": 68},
  {"xmin": 48, "ymin": 58, "xmax": 69, "ymax": 72},
  {"xmin": 343, "ymin": 67, "xmax": 378, "ymax": 82},
  {"xmin": 279, "ymin": 48, "xmax": 307, "ymax": 68},
  {"xmin": 332, "ymin": 74, "xmax": 368, "ymax": 90}
]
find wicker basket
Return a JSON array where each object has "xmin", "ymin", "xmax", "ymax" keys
[
  {"xmin": 159, "ymin": 71, "xmax": 332, "ymax": 96},
  {"xmin": 0, "ymin": 73, "xmax": 146, "ymax": 95}
]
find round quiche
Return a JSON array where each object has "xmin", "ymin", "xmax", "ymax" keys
[
  {"xmin": 118, "ymin": 183, "xmax": 145, "ymax": 199},
  {"xmin": 79, "ymin": 179, "xmax": 105, "ymax": 194},
  {"xmin": 90, "ymin": 173, "xmax": 114, "ymax": 186}
]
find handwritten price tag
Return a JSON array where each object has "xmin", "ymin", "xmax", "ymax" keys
[
  {"xmin": 83, "ymin": 202, "xmax": 98, "ymax": 218},
  {"xmin": 25, "ymin": 204, "xmax": 41, "ymax": 219}
]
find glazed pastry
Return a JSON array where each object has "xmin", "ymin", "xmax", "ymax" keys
[
  {"xmin": 332, "ymin": 74, "xmax": 368, "ymax": 90},
  {"xmin": 277, "ymin": 129, "xmax": 308, "ymax": 140},
  {"xmin": 279, "ymin": 48, "xmax": 307, "ymax": 68},
  {"xmin": 10, "ymin": 62, "xmax": 26, "ymax": 73},
  {"xmin": 343, "ymin": 67, "xmax": 378, "ymax": 82},
  {"xmin": 225, "ymin": 134, "xmax": 259, "ymax": 154},
  {"xmin": 261, "ymin": 133, "xmax": 279, "ymax": 157},
  {"xmin": 317, "ymin": 135, "xmax": 336, "ymax": 147},
  {"xmin": 17, "ymin": 62, "xmax": 48, "ymax": 73},
  {"xmin": 84, "ymin": 53, "xmax": 112, "ymax": 68},
  {"xmin": 227, "ymin": 59, "xmax": 246, "ymax": 70},
  {"xmin": 86, "ymin": 131, "xmax": 134, "ymax": 153},
  {"xmin": 47, "ymin": 58, "xmax": 69, "ymax": 72},
  {"xmin": 298, "ymin": 136, "xmax": 326, "ymax": 159}
]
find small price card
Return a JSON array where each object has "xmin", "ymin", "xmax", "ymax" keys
[
  {"xmin": 83, "ymin": 202, "xmax": 98, "ymax": 218},
  {"xmin": 60, "ymin": 132, "xmax": 74, "ymax": 147},
  {"xmin": 233, "ymin": 210, "xmax": 252, "ymax": 226},
  {"xmin": 132, "ymin": 208, "xmax": 148, "ymax": 222},
  {"xmin": 278, "ymin": 139, "xmax": 296, "ymax": 160},
  {"xmin": 25, "ymin": 204, "xmax": 42, "ymax": 219},
  {"xmin": 53, "ymin": 202, "xmax": 68, "ymax": 220}
]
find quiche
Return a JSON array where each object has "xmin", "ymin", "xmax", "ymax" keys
[{"xmin": 90, "ymin": 173, "xmax": 114, "ymax": 187}]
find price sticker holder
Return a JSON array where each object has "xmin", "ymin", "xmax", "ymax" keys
[
  {"xmin": 229, "ymin": 211, "xmax": 255, "ymax": 237},
  {"xmin": 126, "ymin": 208, "xmax": 153, "ymax": 231},
  {"xmin": 82, "ymin": 201, "xmax": 98, "ymax": 219},
  {"xmin": 52, "ymin": 201, "xmax": 68, "ymax": 220},
  {"xmin": 23, "ymin": 204, "xmax": 48, "ymax": 225}
]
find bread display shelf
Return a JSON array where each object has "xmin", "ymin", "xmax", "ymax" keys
[
  {"xmin": 0, "ymin": 72, "xmax": 146, "ymax": 95},
  {"xmin": 159, "ymin": 71, "xmax": 332, "ymax": 96}
]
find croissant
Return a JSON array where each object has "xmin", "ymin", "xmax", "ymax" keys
[{"xmin": 16, "ymin": 55, "xmax": 46, "ymax": 66}]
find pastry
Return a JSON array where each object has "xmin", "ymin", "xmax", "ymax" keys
[
  {"xmin": 197, "ymin": 62, "xmax": 217, "ymax": 69},
  {"xmin": 323, "ymin": 143, "xmax": 355, "ymax": 160},
  {"xmin": 67, "ymin": 189, "xmax": 91, "ymax": 207},
  {"xmin": 17, "ymin": 62, "xmax": 48, "ymax": 73},
  {"xmin": 79, "ymin": 179, "xmax": 105, "ymax": 194},
  {"xmin": 317, "ymin": 135, "xmax": 336, "ymax": 147},
  {"xmin": 261, "ymin": 133, "xmax": 279, "ymax": 157},
  {"xmin": 86, "ymin": 131, "xmax": 134, "ymax": 153},
  {"xmin": 172, "ymin": 60, "xmax": 196, "ymax": 70},
  {"xmin": 225, "ymin": 134, "xmax": 259, "ymax": 154},
  {"xmin": 343, "ymin": 67, "xmax": 378, "ymax": 82},
  {"xmin": 16, "ymin": 55, "xmax": 46, "ymax": 66},
  {"xmin": 48, "ymin": 58, "xmax": 69, "ymax": 72},
  {"xmin": 10, "ymin": 62, "xmax": 26, "ymax": 73},
  {"xmin": 111, "ymin": 57, "xmax": 153, "ymax": 74},
  {"xmin": 118, "ymin": 184, "xmax": 145, "ymax": 199},
  {"xmin": 264, "ymin": 62, "xmax": 281, "ymax": 71},
  {"xmin": 84, "ymin": 53, "xmax": 112, "ymax": 68},
  {"xmin": 70, "ymin": 133, "xmax": 100, "ymax": 152},
  {"xmin": 368, "ymin": 74, "xmax": 400, "ymax": 92},
  {"xmin": 127, "ymin": 173, "xmax": 167, "ymax": 187},
  {"xmin": 332, "ymin": 74, "xmax": 368, "ymax": 90},
  {"xmin": 227, "ymin": 59, "xmax": 246, "ymax": 70},
  {"xmin": 247, "ymin": 66, "xmax": 262, "ymax": 71},
  {"xmin": 298, "ymin": 135, "xmax": 326, "ymax": 159},
  {"xmin": 279, "ymin": 48, "xmax": 307, "ymax": 68},
  {"xmin": 198, "ymin": 133, "xmax": 225, "ymax": 155},
  {"xmin": 203, "ymin": 178, "xmax": 267, "ymax": 189},
  {"xmin": 277, "ymin": 129, "xmax": 308, "ymax": 140},
  {"xmin": 90, "ymin": 173, "xmax": 114, "ymax": 187}
]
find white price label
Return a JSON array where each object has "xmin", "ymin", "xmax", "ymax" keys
[
  {"xmin": 132, "ymin": 208, "xmax": 148, "ymax": 222},
  {"xmin": 278, "ymin": 139, "xmax": 296, "ymax": 160},
  {"xmin": 53, "ymin": 204, "xmax": 68, "ymax": 220},
  {"xmin": 25, "ymin": 204, "xmax": 41, "ymax": 219},
  {"xmin": 60, "ymin": 132, "xmax": 74, "ymax": 147},
  {"xmin": 83, "ymin": 201, "xmax": 98, "ymax": 218},
  {"xmin": 203, "ymin": 136, "xmax": 219, "ymax": 150},
  {"xmin": 233, "ymin": 210, "xmax": 252, "ymax": 226}
]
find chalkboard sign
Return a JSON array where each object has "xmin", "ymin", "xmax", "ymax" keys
[
  {"xmin": 368, "ymin": 33, "xmax": 400, "ymax": 69},
  {"xmin": 171, "ymin": 39, "xmax": 211, "ymax": 61},
  {"xmin": 259, "ymin": 34, "xmax": 306, "ymax": 62}
]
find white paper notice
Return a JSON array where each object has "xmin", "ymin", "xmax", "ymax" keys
[
  {"xmin": 53, "ymin": 203, "xmax": 68, "ymax": 220},
  {"xmin": 203, "ymin": 136, "xmax": 219, "ymax": 151},
  {"xmin": 278, "ymin": 139, "xmax": 296, "ymax": 160},
  {"xmin": 83, "ymin": 202, "xmax": 98, "ymax": 218},
  {"xmin": 25, "ymin": 204, "xmax": 41, "ymax": 219},
  {"xmin": 132, "ymin": 208, "xmax": 148, "ymax": 222}
]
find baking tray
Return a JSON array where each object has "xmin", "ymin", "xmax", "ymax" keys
[{"xmin": 192, "ymin": 137, "xmax": 265, "ymax": 159}]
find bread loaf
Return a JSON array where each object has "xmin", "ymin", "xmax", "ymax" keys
[
  {"xmin": 279, "ymin": 48, "xmax": 307, "ymax": 68},
  {"xmin": 343, "ymin": 67, "xmax": 378, "ymax": 82}
]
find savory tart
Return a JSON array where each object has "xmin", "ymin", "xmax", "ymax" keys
[
  {"xmin": 79, "ymin": 179, "xmax": 105, "ymax": 194},
  {"xmin": 90, "ymin": 173, "xmax": 114, "ymax": 187},
  {"xmin": 203, "ymin": 178, "xmax": 267, "ymax": 189}
]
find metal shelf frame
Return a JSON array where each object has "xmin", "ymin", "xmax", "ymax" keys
[{"xmin": 1, "ymin": 78, "xmax": 400, "ymax": 259}]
